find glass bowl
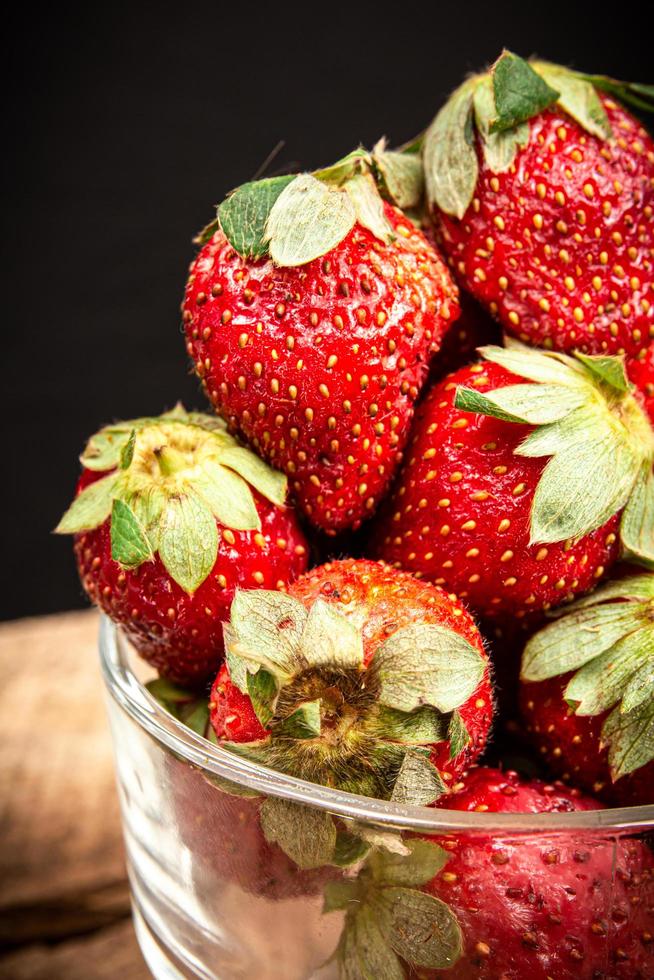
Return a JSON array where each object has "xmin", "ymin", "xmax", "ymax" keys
[{"xmin": 100, "ymin": 617, "xmax": 654, "ymax": 979}]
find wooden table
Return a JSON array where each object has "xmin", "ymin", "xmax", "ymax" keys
[{"xmin": 0, "ymin": 610, "xmax": 149, "ymax": 979}]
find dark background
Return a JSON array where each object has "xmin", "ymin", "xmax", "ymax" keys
[{"xmin": 3, "ymin": 3, "xmax": 651, "ymax": 620}]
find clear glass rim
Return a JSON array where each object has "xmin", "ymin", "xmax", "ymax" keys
[{"xmin": 99, "ymin": 616, "xmax": 654, "ymax": 834}]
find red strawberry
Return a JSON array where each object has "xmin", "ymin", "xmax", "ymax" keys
[
  {"xmin": 326, "ymin": 767, "xmax": 654, "ymax": 978},
  {"xmin": 56, "ymin": 407, "xmax": 308, "ymax": 686},
  {"xmin": 424, "ymin": 51, "xmax": 654, "ymax": 358},
  {"xmin": 370, "ymin": 344, "xmax": 654, "ymax": 621},
  {"xmin": 210, "ymin": 559, "xmax": 493, "ymax": 798},
  {"xmin": 628, "ymin": 343, "xmax": 654, "ymax": 425},
  {"xmin": 182, "ymin": 148, "xmax": 459, "ymax": 535},
  {"xmin": 520, "ymin": 572, "xmax": 654, "ymax": 805}
]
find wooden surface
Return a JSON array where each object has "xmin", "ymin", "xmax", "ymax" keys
[{"xmin": 0, "ymin": 610, "xmax": 149, "ymax": 979}]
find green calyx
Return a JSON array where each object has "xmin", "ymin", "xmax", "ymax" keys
[
  {"xmin": 423, "ymin": 49, "xmax": 653, "ymax": 218},
  {"xmin": 221, "ymin": 589, "xmax": 485, "ymax": 804},
  {"xmin": 325, "ymin": 838, "xmax": 463, "ymax": 977},
  {"xmin": 454, "ymin": 345, "xmax": 654, "ymax": 563},
  {"xmin": 522, "ymin": 573, "xmax": 654, "ymax": 781},
  {"xmin": 195, "ymin": 140, "xmax": 424, "ymax": 267},
  {"xmin": 55, "ymin": 406, "xmax": 288, "ymax": 593}
]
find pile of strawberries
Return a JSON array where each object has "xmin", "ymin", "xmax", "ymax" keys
[{"xmin": 58, "ymin": 52, "xmax": 654, "ymax": 978}]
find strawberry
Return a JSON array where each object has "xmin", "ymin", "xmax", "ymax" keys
[
  {"xmin": 423, "ymin": 51, "xmax": 654, "ymax": 359},
  {"xmin": 210, "ymin": 559, "xmax": 493, "ymax": 800},
  {"xmin": 628, "ymin": 342, "xmax": 654, "ymax": 425},
  {"xmin": 182, "ymin": 146, "xmax": 459, "ymax": 535},
  {"xmin": 520, "ymin": 572, "xmax": 654, "ymax": 805},
  {"xmin": 326, "ymin": 767, "xmax": 654, "ymax": 978},
  {"xmin": 370, "ymin": 344, "xmax": 654, "ymax": 620},
  {"xmin": 55, "ymin": 407, "xmax": 308, "ymax": 686}
]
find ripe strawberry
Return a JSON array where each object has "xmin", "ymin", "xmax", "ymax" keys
[
  {"xmin": 182, "ymin": 147, "xmax": 459, "ymax": 535},
  {"xmin": 628, "ymin": 343, "xmax": 654, "ymax": 425},
  {"xmin": 370, "ymin": 344, "xmax": 654, "ymax": 620},
  {"xmin": 520, "ymin": 572, "xmax": 654, "ymax": 805},
  {"xmin": 423, "ymin": 767, "xmax": 654, "ymax": 978},
  {"xmin": 56, "ymin": 407, "xmax": 308, "ymax": 686},
  {"xmin": 327, "ymin": 767, "xmax": 654, "ymax": 978},
  {"xmin": 210, "ymin": 559, "xmax": 492, "ymax": 798},
  {"xmin": 424, "ymin": 51, "xmax": 654, "ymax": 358}
]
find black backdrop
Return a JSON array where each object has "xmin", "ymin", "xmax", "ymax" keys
[{"xmin": 3, "ymin": 3, "xmax": 651, "ymax": 620}]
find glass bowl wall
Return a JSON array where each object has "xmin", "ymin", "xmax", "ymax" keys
[{"xmin": 100, "ymin": 617, "xmax": 654, "ymax": 980}]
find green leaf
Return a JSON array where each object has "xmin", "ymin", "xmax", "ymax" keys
[
  {"xmin": 574, "ymin": 353, "xmax": 630, "ymax": 393},
  {"xmin": 423, "ymin": 80, "xmax": 478, "ymax": 218},
  {"xmin": 564, "ymin": 627, "xmax": 652, "ymax": 715},
  {"xmin": 229, "ymin": 590, "xmax": 307, "ymax": 679},
  {"xmin": 275, "ymin": 699, "xmax": 322, "ymax": 739},
  {"xmin": 371, "ymin": 839, "xmax": 450, "ymax": 888},
  {"xmin": 621, "ymin": 464, "xmax": 654, "ymax": 568},
  {"xmin": 146, "ymin": 678, "xmax": 198, "ymax": 704},
  {"xmin": 474, "ymin": 75, "xmax": 529, "ymax": 173},
  {"xmin": 218, "ymin": 446, "xmax": 287, "ymax": 508},
  {"xmin": 217, "ymin": 175, "xmax": 296, "ymax": 259},
  {"xmin": 521, "ymin": 603, "xmax": 646, "ymax": 682},
  {"xmin": 110, "ymin": 498, "xmax": 154, "ymax": 568},
  {"xmin": 373, "ymin": 624, "xmax": 485, "ymax": 714},
  {"xmin": 223, "ymin": 623, "xmax": 249, "ymax": 692},
  {"xmin": 390, "ymin": 750, "xmax": 446, "ymax": 805},
  {"xmin": 246, "ymin": 669, "xmax": 278, "ymax": 728},
  {"xmin": 259, "ymin": 797, "xmax": 337, "ymax": 869},
  {"xmin": 129, "ymin": 486, "xmax": 166, "ymax": 553},
  {"xmin": 80, "ymin": 424, "xmax": 136, "ymax": 471},
  {"xmin": 55, "ymin": 473, "xmax": 119, "ymax": 534},
  {"xmin": 455, "ymin": 382, "xmax": 585, "ymax": 425},
  {"xmin": 447, "ymin": 710, "xmax": 471, "ymax": 759},
  {"xmin": 344, "ymin": 172, "xmax": 394, "ymax": 243},
  {"xmin": 555, "ymin": 573, "xmax": 654, "ymax": 610},
  {"xmin": 490, "ymin": 50, "xmax": 559, "ymax": 133},
  {"xmin": 621, "ymin": 659, "xmax": 654, "ymax": 714},
  {"xmin": 299, "ymin": 598, "xmax": 364, "ymax": 671},
  {"xmin": 478, "ymin": 345, "xmax": 588, "ymax": 387},
  {"xmin": 373, "ymin": 148, "xmax": 424, "ymax": 210},
  {"xmin": 119, "ymin": 429, "xmax": 136, "ymax": 469},
  {"xmin": 194, "ymin": 460, "xmax": 261, "ymax": 532},
  {"xmin": 579, "ymin": 74, "xmax": 654, "ymax": 114},
  {"xmin": 265, "ymin": 174, "xmax": 356, "ymax": 267},
  {"xmin": 338, "ymin": 907, "xmax": 405, "ymax": 980},
  {"xmin": 379, "ymin": 887, "xmax": 463, "ymax": 970},
  {"xmin": 529, "ymin": 429, "xmax": 639, "ymax": 544},
  {"xmin": 323, "ymin": 879, "xmax": 361, "ymax": 913},
  {"xmin": 535, "ymin": 63, "xmax": 612, "ymax": 139},
  {"xmin": 602, "ymin": 698, "xmax": 654, "ymax": 779},
  {"xmin": 348, "ymin": 825, "xmax": 410, "ymax": 855},
  {"xmin": 331, "ymin": 832, "xmax": 372, "ymax": 868},
  {"xmin": 158, "ymin": 492, "xmax": 218, "ymax": 593},
  {"xmin": 180, "ymin": 700, "xmax": 210, "ymax": 737},
  {"xmin": 313, "ymin": 148, "xmax": 368, "ymax": 186},
  {"xmin": 366, "ymin": 704, "xmax": 448, "ymax": 745}
]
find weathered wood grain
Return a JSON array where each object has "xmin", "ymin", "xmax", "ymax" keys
[{"xmin": 0, "ymin": 610, "xmax": 147, "ymax": 976}]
